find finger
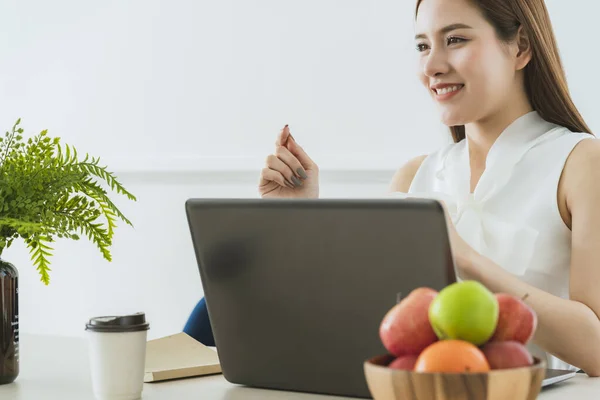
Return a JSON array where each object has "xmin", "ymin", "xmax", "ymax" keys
[
  {"xmin": 275, "ymin": 145, "xmax": 308, "ymax": 181},
  {"xmin": 260, "ymin": 167, "xmax": 295, "ymax": 190},
  {"xmin": 266, "ymin": 154, "xmax": 302, "ymax": 187},
  {"xmin": 286, "ymin": 134, "xmax": 316, "ymax": 170},
  {"xmin": 275, "ymin": 124, "xmax": 291, "ymax": 147}
]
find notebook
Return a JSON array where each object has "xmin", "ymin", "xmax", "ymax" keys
[{"xmin": 144, "ymin": 332, "xmax": 222, "ymax": 382}]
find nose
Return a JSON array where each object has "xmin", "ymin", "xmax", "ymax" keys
[{"xmin": 422, "ymin": 46, "xmax": 450, "ymax": 78}]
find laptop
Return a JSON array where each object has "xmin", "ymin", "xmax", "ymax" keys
[{"xmin": 185, "ymin": 198, "xmax": 576, "ymax": 398}]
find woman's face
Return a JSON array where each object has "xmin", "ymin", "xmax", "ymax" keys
[{"xmin": 415, "ymin": 0, "xmax": 521, "ymax": 127}]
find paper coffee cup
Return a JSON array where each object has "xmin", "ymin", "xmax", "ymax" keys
[{"xmin": 85, "ymin": 313, "xmax": 150, "ymax": 400}]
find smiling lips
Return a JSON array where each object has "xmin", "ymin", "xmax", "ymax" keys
[{"xmin": 431, "ymin": 83, "xmax": 465, "ymax": 101}]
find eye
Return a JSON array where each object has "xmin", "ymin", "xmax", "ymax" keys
[
  {"xmin": 416, "ymin": 43, "xmax": 430, "ymax": 52},
  {"xmin": 447, "ymin": 36, "xmax": 466, "ymax": 45}
]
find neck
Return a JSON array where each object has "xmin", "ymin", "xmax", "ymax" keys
[{"xmin": 464, "ymin": 90, "xmax": 533, "ymax": 162}]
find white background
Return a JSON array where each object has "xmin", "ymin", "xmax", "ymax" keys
[{"xmin": 0, "ymin": 0, "xmax": 598, "ymax": 339}]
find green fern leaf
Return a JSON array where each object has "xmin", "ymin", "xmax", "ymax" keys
[
  {"xmin": 0, "ymin": 119, "xmax": 136, "ymax": 284},
  {"xmin": 27, "ymin": 235, "xmax": 53, "ymax": 285}
]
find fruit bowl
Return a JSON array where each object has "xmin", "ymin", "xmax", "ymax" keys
[{"xmin": 363, "ymin": 354, "xmax": 546, "ymax": 400}]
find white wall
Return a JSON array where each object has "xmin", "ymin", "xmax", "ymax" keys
[
  {"xmin": 0, "ymin": 0, "xmax": 449, "ymax": 172},
  {"xmin": 0, "ymin": 0, "xmax": 599, "ymax": 338}
]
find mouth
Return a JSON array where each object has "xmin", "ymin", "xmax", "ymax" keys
[{"xmin": 432, "ymin": 84, "xmax": 464, "ymax": 101}]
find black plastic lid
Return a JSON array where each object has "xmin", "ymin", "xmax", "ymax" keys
[{"xmin": 85, "ymin": 312, "xmax": 150, "ymax": 333}]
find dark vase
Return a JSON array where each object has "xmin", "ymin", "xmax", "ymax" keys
[{"xmin": 0, "ymin": 257, "xmax": 19, "ymax": 385}]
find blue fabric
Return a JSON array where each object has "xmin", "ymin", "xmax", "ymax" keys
[{"xmin": 183, "ymin": 297, "xmax": 215, "ymax": 347}]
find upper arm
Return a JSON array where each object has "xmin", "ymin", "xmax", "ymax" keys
[
  {"xmin": 563, "ymin": 138, "xmax": 600, "ymax": 317},
  {"xmin": 388, "ymin": 155, "xmax": 428, "ymax": 193}
]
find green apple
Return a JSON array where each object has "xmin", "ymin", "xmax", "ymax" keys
[{"xmin": 428, "ymin": 280, "xmax": 499, "ymax": 346}]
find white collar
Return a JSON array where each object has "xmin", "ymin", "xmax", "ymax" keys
[
  {"xmin": 438, "ymin": 111, "xmax": 561, "ymax": 200},
  {"xmin": 479, "ymin": 111, "xmax": 558, "ymax": 172}
]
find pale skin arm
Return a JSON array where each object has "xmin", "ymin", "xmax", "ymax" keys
[{"xmin": 391, "ymin": 141, "xmax": 600, "ymax": 376}]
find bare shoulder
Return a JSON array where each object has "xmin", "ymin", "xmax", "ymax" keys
[
  {"xmin": 560, "ymin": 137, "xmax": 600, "ymax": 315},
  {"xmin": 388, "ymin": 154, "xmax": 429, "ymax": 193},
  {"xmin": 560, "ymin": 137, "xmax": 600, "ymax": 224}
]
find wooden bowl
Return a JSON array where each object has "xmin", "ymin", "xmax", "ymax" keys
[{"xmin": 364, "ymin": 354, "xmax": 546, "ymax": 400}]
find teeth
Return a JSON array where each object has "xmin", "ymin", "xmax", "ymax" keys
[{"xmin": 436, "ymin": 85, "xmax": 462, "ymax": 95}]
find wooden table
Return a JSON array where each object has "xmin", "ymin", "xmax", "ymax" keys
[{"xmin": 1, "ymin": 334, "xmax": 598, "ymax": 399}]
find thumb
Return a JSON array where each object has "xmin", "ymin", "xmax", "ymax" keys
[{"xmin": 286, "ymin": 134, "xmax": 316, "ymax": 170}]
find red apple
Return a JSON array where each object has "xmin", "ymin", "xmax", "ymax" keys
[
  {"xmin": 481, "ymin": 341, "xmax": 533, "ymax": 369},
  {"xmin": 489, "ymin": 293, "xmax": 537, "ymax": 344},
  {"xmin": 379, "ymin": 287, "xmax": 438, "ymax": 357},
  {"xmin": 389, "ymin": 355, "xmax": 418, "ymax": 370}
]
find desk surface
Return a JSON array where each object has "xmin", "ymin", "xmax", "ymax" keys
[{"xmin": 1, "ymin": 334, "xmax": 599, "ymax": 399}]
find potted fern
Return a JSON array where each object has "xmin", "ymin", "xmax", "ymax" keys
[{"xmin": 0, "ymin": 119, "xmax": 136, "ymax": 384}]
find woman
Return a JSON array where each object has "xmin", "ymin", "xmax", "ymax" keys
[{"xmin": 185, "ymin": 0, "xmax": 600, "ymax": 376}]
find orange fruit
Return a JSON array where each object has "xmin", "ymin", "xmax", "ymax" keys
[{"xmin": 414, "ymin": 340, "xmax": 490, "ymax": 373}]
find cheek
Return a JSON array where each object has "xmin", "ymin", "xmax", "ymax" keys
[
  {"xmin": 417, "ymin": 60, "xmax": 429, "ymax": 88},
  {"xmin": 455, "ymin": 45, "xmax": 511, "ymax": 94},
  {"xmin": 453, "ymin": 47, "xmax": 487, "ymax": 88}
]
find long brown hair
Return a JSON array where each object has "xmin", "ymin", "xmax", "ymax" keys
[{"xmin": 415, "ymin": 0, "xmax": 592, "ymax": 143}]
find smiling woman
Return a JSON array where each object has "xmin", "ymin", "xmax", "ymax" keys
[
  {"xmin": 413, "ymin": 0, "xmax": 591, "ymax": 143},
  {"xmin": 404, "ymin": 0, "xmax": 600, "ymax": 376},
  {"xmin": 185, "ymin": 0, "xmax": 600, "ymax": 378}
]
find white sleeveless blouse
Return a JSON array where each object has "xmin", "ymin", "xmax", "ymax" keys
[{"xmin": 394, "ymin": 111, "xmax": 594, "ymax": 371}]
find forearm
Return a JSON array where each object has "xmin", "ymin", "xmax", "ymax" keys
[{"xmin": 462, "ymin": 251, "xmax": 600, "ymax": 376}]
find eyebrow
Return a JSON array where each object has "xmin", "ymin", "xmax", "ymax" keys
[{"xmin": 415, "ymin": 23, "xmax": 473, "ymax": 40}]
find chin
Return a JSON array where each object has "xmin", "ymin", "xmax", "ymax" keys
[{"xmin": 438, "ymin": 107, "xmax": 473, "ymax": 127}]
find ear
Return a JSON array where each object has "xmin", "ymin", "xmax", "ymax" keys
[{"xmin": 515, "ymin": 25, "xmax": 532, "ymax": 70}]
